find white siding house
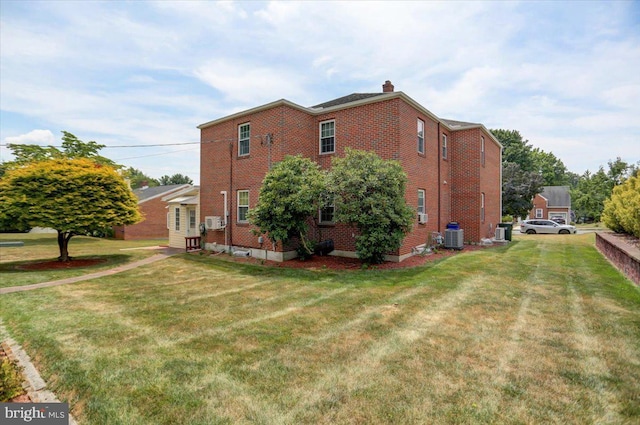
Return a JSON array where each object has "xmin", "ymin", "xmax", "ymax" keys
[{"xmin": 163, "ymin": 186, "xmax": 200, "ymax": 250}]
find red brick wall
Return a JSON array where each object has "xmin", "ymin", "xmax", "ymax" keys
[
  {"xmin": 114, "ymin": 196, "xmax": 169, "ymax": 240},
  {"xmin": 450, "ymin": 128, "xmax": 480, "ymax": 242},
  {"xmin": 596, "ymin": 232, "xmax": 640, "ymax": 286},
  {"xmin": 480, "ymin": 128, "xmax": 502, "ymax": 239},
  {"xmin": 530, "ymin": 194, "xmax": 548, "ymax": 219},
  {"xmin": 200, "ymin": 104, "xmax": 317, "ymax": 251},
  {"xmin": 199, "ymin": 97, "xmax": 502, "ymax": 259},
  {"xmin": 449, "ymin": 128, "xmax": 501, "ymax": 242}
]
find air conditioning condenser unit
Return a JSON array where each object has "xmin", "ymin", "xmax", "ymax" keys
[
  {"xmin": 418, "ymin": 213, "xmax": 428, "ymax": 224},
  {"xmin": 444, "ymin": 228, "xmax": 464, "ymax": 250},
  {"xmin": 495, "ymin": 227, "xmax": 505, "ymax": 241},
  {"xmin": 205, "ymin": 216, "xmax": 225, "ymax": 230}
]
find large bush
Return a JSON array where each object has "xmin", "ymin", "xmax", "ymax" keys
[
  {"xmin": 329, "ymin": 149, "xmax": 414, "ymax": 264},
  {"xmin": 602, "ymin": 173, "xmax": 640, "ymax": 238},
  {"xmin": 249, "ymin": 155, "xmax": 326, "ymax": 255}
]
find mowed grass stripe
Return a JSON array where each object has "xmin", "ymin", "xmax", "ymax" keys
[
  {"xmin": 1, "ymin": 234, "xmax": 639, "ymax": 424},
  {"xmin": 561, "ymin": 235, "xmax": 638, "ymax": 422},
  {"xmin": 282, "ymin": 274, "xmax": 484, "ymax": 423}
]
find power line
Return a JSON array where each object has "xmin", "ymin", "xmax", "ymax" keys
[
  {"xmin": 0, "ymin": 141, "xmax": 199, "ymax": 148},
  {"xmin": 113, "ymin": 147, "xmax": 199, "ymax": 161},
  {"xmin": 0, "ymin": 134, "xmax": 270, "ymax": 148}
]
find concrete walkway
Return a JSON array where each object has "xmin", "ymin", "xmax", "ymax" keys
[{"xmin": 0, "ymin": 247, "xmax": 183, "ymax": 295}]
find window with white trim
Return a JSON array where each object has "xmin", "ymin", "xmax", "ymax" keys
[
  {"xmin": 481, "ymin": 136, "xmax": 485, "ymax": 167},
  {"xmin": 319, "ymin": 204, "xmax": 335, "ymax": 224},
  {"xmin": 237, "ymin": 190, "xmax": 249, "ymax": 222},
  {"xmin": 535, "ymin": 208, "xmax": 543, "ymax": 218},
  {"xmin": 442, "ymin": 133, "xmax": 448, "ymax": 159},
  {"xmin": 174, "ymin": 207, "xmax": 180, "ymax": 231},
  {"xmin": 417, "ymin": 189, "xmax": 425, "ymax": 214},
  {"xmin": 189, "ymin": 209, "xmax": 196, "ymax": 229},
  {"xmin": 238, "ymin": 123, "xmax": 250, "ymax": 156},
  {"xmin": 417, "ymin": 119, "xmax": 425, "ymax": 154},
  {"xmin": 320, "ymin": 120, "xmax": 335, "ymax": 154},
  {"xmin": 481, "ymin": 192, "xmax": 485, "ymax": 222}
]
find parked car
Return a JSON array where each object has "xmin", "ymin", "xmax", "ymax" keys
[{"xmin": 520, "ymin": 219, "xmax": 577, "ymax": 234}]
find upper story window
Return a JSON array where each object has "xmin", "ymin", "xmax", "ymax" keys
[
  {"xmin": 535, "ymin": 208, "xmax": 543, "ymax": 218},
  {"xmin": 442, "ymin": 133, "xmax": 448, "ymax": 159},
  {"xmin": 481, "ymin": 136, "xmax": 485, "ymax": 167},
  {"xmin": 320, "ymin": 120, "xmax": 335, "ymax": 154},
  {"xmin": 238, "ymin": 190, "xmax": 249, "ymax": 222},
  {"xmin": 417, "ymin": 119, "xmax": 425, "ymax": 154},
  {"xmin": 238, "ymin": 123, "xmax": 250, "ymax": 156}
]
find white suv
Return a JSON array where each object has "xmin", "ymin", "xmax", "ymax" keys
[{"xmin": 520, "ymin": 219, "xmax": 577, "ymax": 234}]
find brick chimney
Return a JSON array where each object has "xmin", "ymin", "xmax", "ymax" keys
[{"xmin": 382, "ymin": 80, "xmax": 394, "ymax": 93}]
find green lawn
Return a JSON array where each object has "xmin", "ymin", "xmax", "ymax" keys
[
  {"xmin": 0, "ymin": 234, "xmax": 638, "ymax": 424},
  {"xmin": 0, "ymin": 233, "xmax": 166, "ymax": 288}
]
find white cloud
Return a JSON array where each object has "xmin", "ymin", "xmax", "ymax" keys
[
  {"xmin": 193, "ymin": 59, "xmax": 306, "ymax": 105},
  {"xmin": 3, "ymin": 129, "xmax": 55, "ymax": 145},
  {"xmin": 1, "ymin": 0, "xmax": 639, "ymax": 182}
]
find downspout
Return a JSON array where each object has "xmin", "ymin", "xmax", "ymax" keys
[
  {"xmin": 228, "ymin": 139, "xmax": 233, "ymax": 253},
  {"xmin": 220, "ymin": 190, "xmax": 228, "ymax": 248},
  {"xmin": 437, "ymin": 122, "xmax": 441, "ymax": 233}
]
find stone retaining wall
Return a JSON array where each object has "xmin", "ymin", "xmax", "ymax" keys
[{"xmin": 595, "ymin": 231, "xmax": 640, "ymax": 286}]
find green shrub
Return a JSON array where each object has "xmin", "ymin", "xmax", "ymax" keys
[
  {"xmin": 329, "ymin": 149, "xmax": 414, "ymax": 264},
  {"xmin": 0, "ymin": 357, "xmax": 25, "ymax": 402},
  {"xmin": 602, "ymin": 174, "xmax": 640, "ymax": 238}
]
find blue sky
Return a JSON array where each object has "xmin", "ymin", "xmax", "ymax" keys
[{"xmin": 1, "ymin": 0, "xmax": 639, "ymax": 184}]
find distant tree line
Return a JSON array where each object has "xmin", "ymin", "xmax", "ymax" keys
[
  {"xmin": 491, "ymin": 129, "xmax": 638, "ymax": 224},
  {"xmin": 124, "ymin": 168, "xmax": 193, "ymax": 189}
]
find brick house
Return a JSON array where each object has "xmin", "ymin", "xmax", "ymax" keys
[
  {"xmin": 113, "ymin": 184, "xmax": 190, "ymax": 240},
  {"xmin": 198, "ymin": 81, "xmax": 502, "ymax": 262},
  {"xmin": 529, "ymin": 186, "xmax": 572, "ymax": 224}
]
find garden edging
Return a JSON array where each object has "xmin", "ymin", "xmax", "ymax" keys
[
  {"xmin": 595, "ymin": 231, "xmax": 640, "ymax": 286},
  {"xmin": 0, "ymin": 320, "xmax": 78, "ymax": 424}
]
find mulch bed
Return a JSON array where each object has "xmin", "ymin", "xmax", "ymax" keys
[
  {"xmin": 199, "ymin": 244, "xmax": 493, "ymax": 271},
  {"xmin": 609, "ymin": 232, "xmax": 640, "ymax": 250},
  {"xmin": 15, "ymin": 258, "xmax": 106, "ymax": 271}
]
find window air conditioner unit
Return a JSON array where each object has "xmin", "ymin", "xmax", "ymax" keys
[
  {"xmin": 495, "ymin": 227, "xmax": 505, "ymax": 241},
  {"xmin": 418, "ymin": 213, "xmax": 428, "ymax": 224},
  {"xmin": 205, "ymin": 216, "xmax": 224, "ymax": 230}
]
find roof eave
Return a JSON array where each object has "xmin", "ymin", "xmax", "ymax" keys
[
  {"xmin": 197, "ymin": 92, "xmax": 502, "ymax": 149},
  {"xmin": 197, "ymin": 99, "xmax": 308, "ymax": 130},
  {"xmin": 162, "ymin": 185, "xmax": 200, "ymax": 202},
  {"xmin": 136, "ymin": 184, "xmax": 192, "ymax": 204}
]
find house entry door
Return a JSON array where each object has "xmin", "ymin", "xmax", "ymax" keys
[{"xmin": 187, "ymin": 208, "xmax": 197, "ymax": 236}]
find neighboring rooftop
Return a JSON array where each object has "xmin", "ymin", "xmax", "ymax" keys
[
  {"xmin": 540, "ymin": 186, "xmax": 571, "ymax": 207},
  {"xmin": 133, "ymin": 184, "xmax": 190, "ymax": 203}
]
